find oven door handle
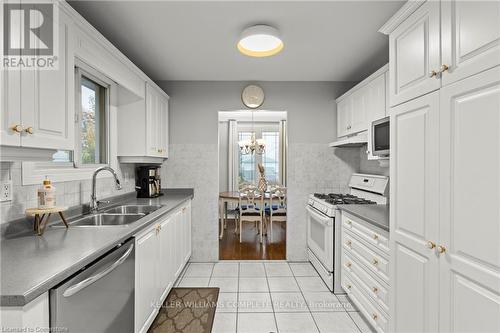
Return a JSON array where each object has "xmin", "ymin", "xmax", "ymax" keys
[
  {"xmin": 306, "ymin": 206, "xmax": 333, "ymax": 226},
  {"xmin": 63, "ymin": 244, "xmax": 134, "ymax": 298}
]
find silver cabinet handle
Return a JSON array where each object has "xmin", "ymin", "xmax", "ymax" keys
[{"xmin": 63, "ymin": 244, "xmax": 134, "ymax": 297}]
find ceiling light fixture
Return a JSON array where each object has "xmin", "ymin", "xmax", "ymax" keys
[{"xmin": 237, "ymin": 25, "xmax": 284, "ymax": 57}]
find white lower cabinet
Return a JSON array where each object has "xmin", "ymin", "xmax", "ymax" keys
[
  {"xmin": 341, "ymin": 212, "xmax": 390, "ymax": 333},
  {"xmin": 0, "ymin": 293, "xmax": 49, "ymax": 330},
  {"xmin": 134, "ymin": 201, "xmax": 192, "ymax": 333}
]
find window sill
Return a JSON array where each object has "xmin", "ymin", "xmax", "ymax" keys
[{"xmin": 22, "ymin": 162, "xmax": 113, "ymax": 185}]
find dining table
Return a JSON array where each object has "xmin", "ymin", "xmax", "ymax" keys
[{"xmin": 218, "ymin": 191, "xmax": 276, "ymax": 239}]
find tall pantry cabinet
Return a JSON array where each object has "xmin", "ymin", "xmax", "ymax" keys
[{"xmin": 380, "ymin": 0, "xmax": 500, "ymax": 332}]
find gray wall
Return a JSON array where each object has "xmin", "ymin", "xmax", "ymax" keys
[{"xmin": 157, "ymin": 81, "xmax": 370, "ymax": 262}]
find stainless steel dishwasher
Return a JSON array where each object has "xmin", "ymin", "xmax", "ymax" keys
[{"xmin": 50, "ymin": 238, "xmax": 135, "ymax": 332}]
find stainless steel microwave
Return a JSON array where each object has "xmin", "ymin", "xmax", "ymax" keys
[{"xmin": 371, "ymin": 116, "xmax": 390, "ymax": 156}]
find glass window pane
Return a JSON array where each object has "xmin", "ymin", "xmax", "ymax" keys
[
  {"xmin": 52, "ymin": 150, "xmax": 73, "ymax": 163},
  {"xmin": 238, "ymin": 132, "xmax": 256, "ymax": 185},
  {"xmin": 262, "ymin": 131, "xmax": 280, "ymax": 183},
  {"xmin": 81, "ymin": 76, "xmax": 107, "ymax": 164}
]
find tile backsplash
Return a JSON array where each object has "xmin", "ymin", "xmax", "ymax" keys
[{"xmin": 0, "ymin": 162, "xmax": 135, "ymax": 224}]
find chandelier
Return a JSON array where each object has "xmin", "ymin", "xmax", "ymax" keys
[{"xmin": 238, "ymin": 110, "xmax": 266, "ymax": 155}]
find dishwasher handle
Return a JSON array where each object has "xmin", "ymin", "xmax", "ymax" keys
[{"xmin": 63, "ymin": 244, "xmax": 134, "ymax": 298}]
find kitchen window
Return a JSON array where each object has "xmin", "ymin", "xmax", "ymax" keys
[{"xmin": 22, "ymin": 62, "xmax": 113, "ymax": 185}]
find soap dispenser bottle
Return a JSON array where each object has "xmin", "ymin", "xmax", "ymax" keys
[{"xmin": 38, "ymin": 176, "xmax": 56, "ymax": 209}]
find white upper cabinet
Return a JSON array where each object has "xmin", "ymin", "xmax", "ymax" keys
[
  {"xmin": 350, "ymin": 87, "xmax": 368, "ymax": 134},
  {"xmin": 441, "ymin": 0, "xmax": 500, "ymax": 86},
  {"xmin": 118, "ymin": 82, "xmax": 169, "ymax": 163},
  {"xmin": 337, "ymin": 98, "xmax": 352, "ymax": 138},
  {"xmin": 335, "ymin": 65, "xmax": 388, "ymax": 139},
  {"xmin": 21, "ymin": 10, "xmax": 75, "ymax": 150},
  {"xmin": 438, "ymin": 66, "xmax": 500, "ymax": 333},
  {"xmin": 1, "ymin": 6, "xmax": 74, "ymax": 151},
  {"xmin": 382, "ymin": 0, "xmax": 500, "ymax": 106},
  {"xmin": 386, "ymin": 1, "xmax": 441, "ymax": 107}
]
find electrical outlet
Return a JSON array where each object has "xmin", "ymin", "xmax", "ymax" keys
[{"xmin": 1, "ymin": 181, "xmax": 12, "ymax": 202}]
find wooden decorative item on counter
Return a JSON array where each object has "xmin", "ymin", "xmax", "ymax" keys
[{"xmin": 25, "ymin": 207, "xmax": 69, "ymax": 236}]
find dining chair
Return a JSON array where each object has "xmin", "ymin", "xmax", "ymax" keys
[
  {"xmin": 238, "ymin": 188, "xmax": 264, "ymax": 243},
  {"xmin": 265, "ymin": 186, "xmax": 287, "ymax": 242}
]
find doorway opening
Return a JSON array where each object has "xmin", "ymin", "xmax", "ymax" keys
[{"xmin": 218, "ymin": 111, "xmax": 287, "ymax": 260}]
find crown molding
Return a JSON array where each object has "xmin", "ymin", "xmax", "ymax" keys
[{"xmin": 378, "ymin": 0, "xmax": 426, "ymax": 35}]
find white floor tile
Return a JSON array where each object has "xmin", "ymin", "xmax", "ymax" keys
[
  {"xmin": 268, "ymin": 277, "xmax": 300, "ymax": 292},
  {"xmin": 216, "ymin": 293, "xmax": 238, "ymax": 313},
  {"xmin": 212, "ymin": 312, "xmax": 237, "ymax": 333},
  {"xmin": 183, "ymin": 263, "xmax": 214, "ymax": 277},
  {"xmin": 177, "ymin": 277, "xmax": 209, "ymax": 287},
  {"xmin": 349, "ymin": 312, "xmax": 376, "ymax": 333},
  {"xmin": 337, "ymin": 295, "xmax": 358, "ymax": 312},
  {"xmin": 312, "ymin": 312, "xmax": 361, "ymax": 333},
  {"xmin": 275, "ymin": 312, "xmax": 319, "ymax": 333},
  {"xmin": 237, "ymin": 313, "xmax": 277, "ymax": 333},
  {"xmin": 212, "ymin": 262, "xmax": 239, "ymax": 277},
  {"xmin": 296, "ymin": 277, "xmax": 330, "ymax": 292},
  {"xmin": 239, "ymin": 262, "xmax": 266, "ymax": 277},
  {"xmin": 289, "ymin": 262, "xmax": 319, "ymax": 277},
  {"xmin": 265, "ymin": 262, "xmax": 293, "ymax": 276},
  {"xmin": 209, "ymin": 278, "xmax": 238, "ymax": 293},
  {"xmin": 303, "ymin": 292, "xmax": 344, "ymax": 312},
  {"xmin": 239, "ymin": 277, "xmax": 269, "ymax": 292},
  {"xmin": 271, "ymin": 292, "xmax": 309, "ymax": 312},
  {"xmin": 238, "ymin": 292, "xmax": 273, "ymax": 313}
]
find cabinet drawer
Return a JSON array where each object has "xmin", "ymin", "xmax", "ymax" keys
[
  {"xmin": 343, "ymin": 232, "xmax": 389, "ymax": 283},
  {"xmin": 341, "ymin": 273, "xmax": 388, "ymax": 333},
  {"xmin": 343, "ymin": 214, "xmax": 389, "ymax": 256},
  {"xmin": 343, "ymin": 250, "xmax": 389, "ymax": 314}
]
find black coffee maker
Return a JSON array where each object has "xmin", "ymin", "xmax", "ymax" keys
[{"xmin": 136, "ymin": 166, "xmax": 162, "ymax": 198}]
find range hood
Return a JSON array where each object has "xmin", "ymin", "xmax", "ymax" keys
[{"xmin": 329, "ymin": 131, "xmax": 367, "ymax": 148}]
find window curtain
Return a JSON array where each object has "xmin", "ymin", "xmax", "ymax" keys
[
  {"xmin": 228, "ymin": 119, "xmax": 239, "ymax": 193},
  {"xmin": 280, "ymin": 120, "xmax": 287, "ymax": 186}
]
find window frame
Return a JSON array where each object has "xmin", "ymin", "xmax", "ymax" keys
[
  {"xmin": 21, "ymin": 60, "xmax": 115, "ymax": 185},
  {"xmin": 237, "ymin": 122, "xmax": 282, "ymax": 185},
  {"xmin": 74, "ymin": 66, "xmax": 111, "ymax": 168}
]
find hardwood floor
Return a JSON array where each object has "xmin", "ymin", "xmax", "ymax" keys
[{"xmin": 219, "ymin": 219, "xmax": 286, "ymax": 260}]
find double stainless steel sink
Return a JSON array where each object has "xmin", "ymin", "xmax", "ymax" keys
[{"xmin": 52, "ymin": 205, "xmax": 163, "ymax": 228}]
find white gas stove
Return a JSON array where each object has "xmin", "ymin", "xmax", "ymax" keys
[{"xmin": 306, "ymin": 173, "xmax": 389, "ymax": 293}]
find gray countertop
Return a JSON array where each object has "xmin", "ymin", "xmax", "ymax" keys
[
  {"xmin": 338, "ymin": 204, "xmax": 389, "ymax": 232},
  {"xmin": 0, "ymin": 189, "xmax": 193, "ymax": 307}
]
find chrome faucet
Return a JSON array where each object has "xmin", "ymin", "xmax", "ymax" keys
[{"xmin": 90, "ymin": 166, "xmax": 122, "ymax": 213}]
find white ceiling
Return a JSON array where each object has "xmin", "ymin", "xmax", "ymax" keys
[{"xmin": 68, "ymin": 1, "xmax": 404, "ymax": 82}]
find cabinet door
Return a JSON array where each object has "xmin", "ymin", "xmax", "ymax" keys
[
  {"xmin": 438, "ymin": 67, "xmax": 500, "ymax": 333},
  {"xmin": 389, "ymin": 1, "xmax": 441, "ymax": 107},
  {"xmin": 441, "ymin": 0, "xmax": 500, "ymax": 86},
  {"xmin": 145, "ymin": 84, "xmax": 158, "ymax": 156},
  {"xmin": 173, "ymin": 211, "xmax": 183, "ymax": 278},
  {"xmin": 185, "ymin": 202, "xmax": 192, "ymax": 260},
  {"xmin": 350, "ymin": 87, "xmax": 367, "ymax": 134},
  {"xmin": 389, "ymin": 91, "xmax": 440, "ymax": 333},
  {"xmin": 135, "ymin": 227, "xmax": 159, "ymax": 333},
  {"xmin": 159, "ymin": 216, "xmax": 174, "ymax": 300},
  {"xmin": 0, "ymin": 66, "xmax": 22, "ymax": 147},
  {"xmin": 366, "ymin": 74, "xmax": 387, "ymax": 122},
  {"xmin": 337, "ymin": 98, "xmax": 352, "ymax": 138},
  {"xmin": 21, "ymin": 10, "xmax": 74, "ymax": 150},
  {"xmin": 159, "ymin": 97, "xmax": 169, "ymax": 158},
  {"xmin": 181, "ymin": 204, "xmax": 191, "ymax": 263}
]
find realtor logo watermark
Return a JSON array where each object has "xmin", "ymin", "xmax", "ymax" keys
[{"xmin": 2, "ymin": 1, "xmax": 59, "ymax": 70}]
